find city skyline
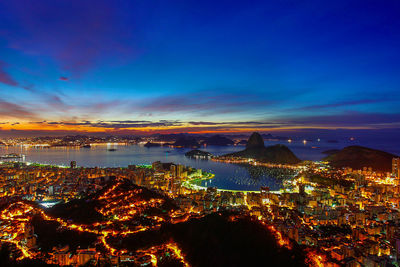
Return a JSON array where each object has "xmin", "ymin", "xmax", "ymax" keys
[{"xmin": 0, "ymin": 1, "xmax": 400, "ymax": 137}]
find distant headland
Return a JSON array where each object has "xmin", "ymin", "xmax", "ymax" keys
[{"xmin": 218, "ymin": 132, "xmax": 301, "ymax": 165}]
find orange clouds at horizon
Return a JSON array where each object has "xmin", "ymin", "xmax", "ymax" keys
[{"xmin": 0, "ymin": 120, "xmax": 378, "ymax": 137}]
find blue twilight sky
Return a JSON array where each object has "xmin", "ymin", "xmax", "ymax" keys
[{"xmin": 0, "ymin": 0, "xmax": 399, "ymax": 136}]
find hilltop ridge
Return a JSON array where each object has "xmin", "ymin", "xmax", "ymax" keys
[{"xmin": 324, "ymin": 145, "xmax": 397, "ymax": 172}]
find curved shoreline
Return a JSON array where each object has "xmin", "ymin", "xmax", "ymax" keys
[
  {"xmin": 182, "ymin": 172, "xmax": 285, "ymax": 194},
  {"xmin": 9, "ymin": 160, "xmax": 292, "ymax": 194}
]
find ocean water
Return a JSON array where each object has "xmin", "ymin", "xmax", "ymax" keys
[{"xmin": 1, "ymin": 139, "xmax": 398, "ymax": 191}]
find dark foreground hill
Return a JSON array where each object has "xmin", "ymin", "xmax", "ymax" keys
[
  {"xmin": 223, "ymin": 132, "xmax": 301, "ymax": 164},
  {"xmin": 19, "ymin": 178, "xmax": 309, "ymax": 266},
  {"xmin": 107, "ymin": 211, "xmax": 308, "ymax": 267},
  {"xmin": 47, "ymin": 179, "xmax": 177, "ymax": 224},
  {"xmin": 324, "ymin": 145, "xmax": 397, "ymax": 172}
]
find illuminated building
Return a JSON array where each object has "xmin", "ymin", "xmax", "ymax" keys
[
  {"xmin": 152, "ymin": 161, "xmax": 162, "ymax": 171},
  {"xmin": 70, "ymin": 161, "xmax": 77, "ymax": 168},
  {"xmin": 393, "ymin": 158, "xmax": 400, "ymax": 178},
  {"xmin": 177, "ymin": 164, "xmax": 183, "ymax": 178},
  {"xmin": 170, "ymin": 164, "xmax": 176, "ymax": 178},
  {"xmin": 48, "ymin": 185, "xmax": 54, "ymax": 195},
  {"xmin": 24, "ymin": 224, "xmax": 37, "ymax": 249}
]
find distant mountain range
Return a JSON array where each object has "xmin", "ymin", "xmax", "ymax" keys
[
  {"xmin": 222, "ymin": 132, "xmax": 301, "ymax": 164},
  {"xmin": 323, "ymin": 145, "xmax": 398, "ymax": 172},
  {"xmin": 144, "ymin": 141, "xmax": 162, "ymax": 147},
  {"xmin": 152, "ymin": 133, "xmax": 290, "ymax": 144},
  {"xmin": 171, "ymin": 135, "xmax": 236, "ymax": 147},
  {"xmin": 261, "ymin": 133, "xmax": 289, "ymax": 140},
  {"xmin": 200, "ymin": 135, "xmax": 234, "ymax": 146},
  {"xmin": 172, "ymin": 137, "xmax": 200, "ymax": 148}
]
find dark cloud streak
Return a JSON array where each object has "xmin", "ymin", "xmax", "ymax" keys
[
  {"xmin": 0, "ymin": 61, "xmax": 18, "ymax": 86},
  {"xmin": 138, "ymin": 91, "xmax": 273, "ymax": 115},
  {"xmin": 0, "ymin": 98, "xmax": 37, "ymax": 119},
  {"xmin": 284, "ymin": 112, "xmax": 400, "ymax": 127},
  {"xmin": 293, "ymin": 99, "xmax": 393, "ymax": 111}
]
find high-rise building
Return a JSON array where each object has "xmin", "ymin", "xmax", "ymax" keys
[
  {"xmin": 24, "ymin": 224, "xmax": 36, "ymax": 248},
  {"xmin": 299, "ymin": 183, "xmax": 306, "ymax": 196},
  {"xmin": 48, "ymin": 185, "xmax": 54, "ymax": 195},
  {"xmin": 70, "ymin": 161, "xmax": 77, "ymax": 168},
  {"xmin": 170, "ymin": 164, "xmax": 176, "ymax": 178},
  {"xmin": 177, "ymin": 164, "xmax": 184, "ymax": 178},
  {"xmin": 393, "ymin": 158, "xmax": 400, "ymax": 178},
  {"xmin": 152, "ymin": 161, "xmax": 162, "ymax": 171}
]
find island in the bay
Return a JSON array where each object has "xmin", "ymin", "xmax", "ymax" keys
[{"xmin": 185, "ymin": 149, "xmax": 213, "ymax": 159}]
